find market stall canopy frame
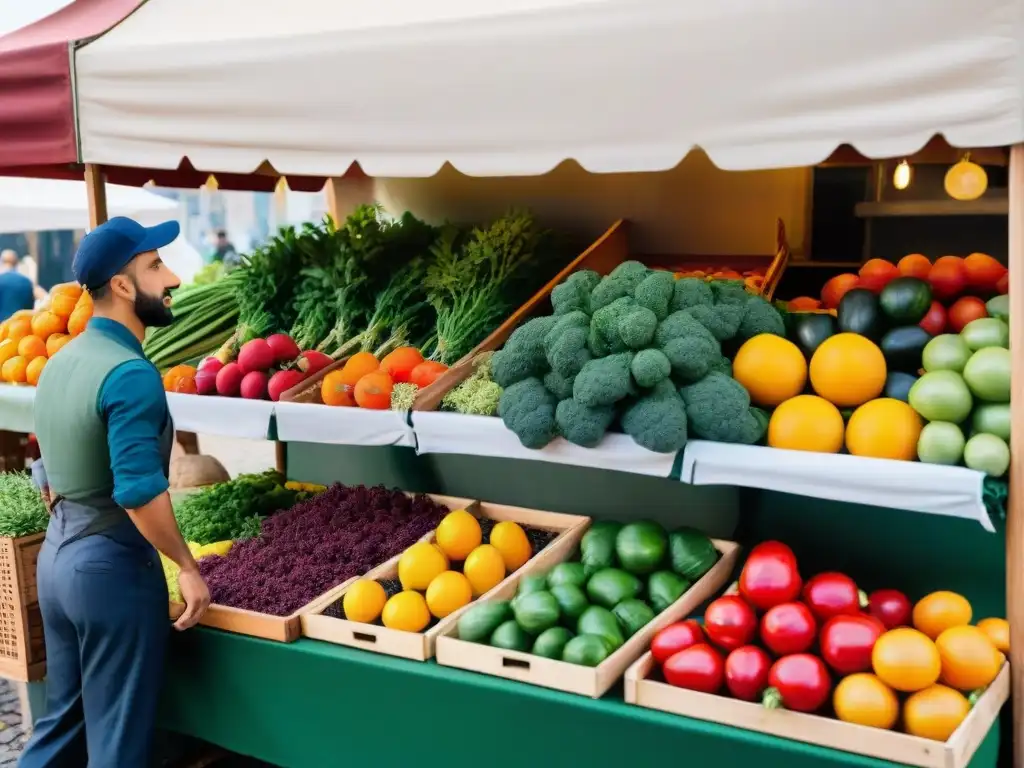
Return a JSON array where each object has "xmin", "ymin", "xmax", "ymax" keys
[{"xmin": 74, "ymin": 0, "xmax": 1024, "ymax": 178}]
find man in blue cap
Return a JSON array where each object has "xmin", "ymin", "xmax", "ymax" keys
[{"xmin": 20, "ymin": 217, "xmax": 211, "ymax": 768}]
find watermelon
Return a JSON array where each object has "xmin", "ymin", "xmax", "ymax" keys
[{"xmin": 879, "ymin": 277, "xmax": 933, "ymax": 324}]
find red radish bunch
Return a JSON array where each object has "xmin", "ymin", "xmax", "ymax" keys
[{"xmin": 192, "ymin": 334, "xmax": 327, "ymax": 401}]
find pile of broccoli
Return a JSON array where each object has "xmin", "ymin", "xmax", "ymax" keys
[{"xmin": 490, "ymin": 262, "xmax": 785, "ymax": 453}]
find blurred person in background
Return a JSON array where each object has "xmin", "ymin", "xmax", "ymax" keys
[
  {"xmin": 15, "ymin": 251, "xmax": 49, "ymax": 308},
  {"xmin": 0, "ymin": 249, "xmax": 34, "ymax": 321},
  {"xmin": 209, "ymin": 229, "xmax": 239, "ymax": 266}
]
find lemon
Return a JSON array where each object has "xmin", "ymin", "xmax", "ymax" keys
[
  {"xmin": 435, "ymin": 509, "xmax": 482, "ymax": 560},
  {"xmin": 398, "ymin": 541, "xmax": 449, "ymax": 591},
  {"xmin": 489, "ymin": 521, "xmax": 532, "ymax": 571},
  {"xmin": 463, "ymin": 544, "xmax": 506, "ymax": 596},
  {"xmin": 381, "ymin": 591, "xmax": 431, "ymax": 632},
  {"xmin": 342, "ymin": 579, "xmax": 387, "ymax": 624},
  {"xmin": 425, "ymin": 571, "xmax": 473, "ymax": 619}
]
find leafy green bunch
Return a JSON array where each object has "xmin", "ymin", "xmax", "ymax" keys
[{"xmin": 0, "ymin": 473, "xmax": 49, "ymax": 538}]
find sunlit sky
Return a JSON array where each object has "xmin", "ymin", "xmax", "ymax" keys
[{"xmin": 0, "ymin": 0, "xmax": 74, "ymax": 37}]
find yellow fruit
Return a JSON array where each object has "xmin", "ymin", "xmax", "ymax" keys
[
  {"xmin": 0, "ymin": 339, "xmax": 17, "ymax": 369},
  {"xmin": 809, "ymin": 333, "xmax": 887, "ymax": 407},
  {"xmin": 397, "ymin": 542, "xmax": 449, "ymax": 591},
  {"xmin": 767, "ymin": 395, "xmax": 845, "ymax": 453},
  {"xmin": 435, "ymin": 509, "xmax": 482, "ymax": 560},
  {"xmin": 194, "ymin": 540, "xmax": 233, "ymax": 559},
  {"xmin": 425, "ymin": 571, "xmax": 473, "ymax": 619},
  {"xmin": 489, "ymin": 521, "xmax": 532, "ymax": 571},
  {"xmin": 463, "ymin": 544, "xmax": 507, "ymax": 596},
  {"xmin": 732, "ymin": 334, "xmax": 808, "ymax": 407},
  {"xmin": 343, "ymin": 579, "xmax": 388, "ymax": 624},
  {"xmin": 913, "ymin": 591, "xmax": 972, "ymax": 640},
  {"xmin": 381, "ymin": 591, "xmax": 431, "ymax": 632},
  {"xmin": 25, "ymin": 356, "xmax": 46, "ymax": 387},
  {"xmin": 845, "ymin": 398, "xmax": 922, "ymax": 461},
  {"xmin": 935, "ymin": 625, "xmax": 1003, "ymax": 691},
  {"xmin": 903, "ymin": 685, "xmax": 970, "ymax": 741},
  {"xmin": 977, "ymin": 618, "xmax": 1010, "ymax": 653}
]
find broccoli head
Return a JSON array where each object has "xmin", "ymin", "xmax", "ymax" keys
[
  {"xmin": 662, "ymin": 335, "xmax": 720, "ymax": 384},
  {"xmin": 556, "ymin": 398, "xmax": 616, "ymax": 448},
  {"xmin": 491, "ymin": 315, "xmax": 558, "ymax": 388},
  {"xmin": 670, "ymin": 278, "xmax": 714, "ymax": 312},
  {"xmin": 590, "ymin": 261, "xmax": 650, "ymax": 311},
  {"xmin": 737, "ymin": 295, "xmax": 786, "ymax": 339},
  {"xmin": 706, "ymin": 355, "xmax": 733, "ymax": 378},
  {"xmin": 688, "ymin": 303, "xmax": 744, "ymax": 342},
  {"xmin": 621, "ymin": 379, "xmax": 688, "ymax": 454},
  {"xmin": 709, "ymin": 280, "xmax": 750, "ymax": 306},
  {"xmin": 679, "ymin": 372, "xmax": 761, "ymax": 444},
  {"xmin": 573, "ymin": 352, "xmax": 634, "ymax": 408},
  {"xmin": 749, "ymin": 407, "xmax": 770, "ymax": 445},
  {"xmin": 498, "ymin": 377, "xmax": 558, "ymax": 449},
  {"xmin": 543, "ymin": 370, "xmax": 576, "ymax": 401},
  {"xmin": 654, "ymin": 309, "xmax": 718, "ymax": 349},
  {"xmin": 634, "ymin": 270, "xmax": 675, "ymax": 320},
  {"xmin": 544, "ymin": 310, "xmax": 592, "ymax": 378},
  {"xmin": 590, "ymin": 296, "xmax": 635, "ymax": 355},
  {"xmin": 630, "ymin": 348, "xmax": 672, "ymax": 388},
  {"xmin": 618, "ymin": 306, "xmax": 659, "ymax": 350},
  {"xmin": 551, "ymin": 270, "xmax": 601, "ymax": 316}
]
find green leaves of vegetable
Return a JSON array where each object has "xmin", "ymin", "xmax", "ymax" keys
[{"xmin": 0, "ymin": 473, "xmax": 48, "ymax": 538}]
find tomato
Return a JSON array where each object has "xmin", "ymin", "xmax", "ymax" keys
[
  {"xmin": 704, "ymin": 596, "xmax": 757, "ymax": 651},
  {"xmin": 651, "ymin": 620, "xmax": 704, "ymax": 665},
  {"xmin": 868, "ymin": 589, "xmax": 912, "ymax": 629},
  {"xmin": 935, "ymin": 626, "xmax": 1003, "ymax": 691},
  {"xmin": 820, "ymin": 614, "xmax": 883, "ymax": 674},
  {"xmin": 738, "ymin": 541, "xmax": 802, "ymax": 611},
  {"xmin": 903, "ymin": 685, "xmax": 970, "ymax": 741},
  {"xmin": 898, "ymin": 254, "xmax": 933, "ymax": 280},
  {"xmin": 833, "ymin": 673, "xmax": 899, "ymax": 729},
  {"xmin": 928, "ymin": 256, "xmax": 967, "ymax": 301},
  {"xmin": 996, "ymin": 272, "xmax": 1009, "ymax": 294},
  {"xmin": 760, "ymin": 602, "xmax": 817, "ymax": 656},
  {"xmin": 872, "ymin": 627, "xmax": 941, "ymax": 692},
  {"xmin": 724, "ymin": 646, "xmax": 771, "ymax": 701},
  {"xmin": 963, "ymin": 252, "xmax": 1007, "ymax": 292},
  {"xmin": 918, "ymin": 301, "xmax": 948, "ymax": 336},
  {"xmin": 787, "ymin": 297, "xmax": 822, "ymax": 311},
  {"xmin": 820, "ymin": 273, "xmax": 860, "ymax": 309},
  {"xmin": 912, "ymin": 591, "xmax": 972, "ymax": 639},
  {"xmin": 663, "ymin": 644, "xmax": 724, "ymax": 694},
  {"xmin": 947, "ymin": 296, "xmax": 988, "ymax": 333},
  {"xmin": 802, "ymin": 572, "xmax": 866, "ymax": 621},
  {"xmin": 858, "ymin": 259, "xmax": 900, "ymax": 293},
  {"xmin": 763, "ymin": 654, "xmax": 831, "ymax": 713}
]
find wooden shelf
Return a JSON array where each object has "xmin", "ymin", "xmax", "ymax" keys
[{"xmin": 855, "ymin": 197, "xmax": 1008, "ymax": 218}]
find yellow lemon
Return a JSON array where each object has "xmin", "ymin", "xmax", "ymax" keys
[
  {"xmin": 425, "ymin": 571, "xmax": 473, "ymax": 619},
  {"xmin": 488, "ymin": 521, "xmax": 532, "ymax": 571},
  {"xmin": 398, "ymin": 541, "xmax": 449, "ymax": 591},
  {"xmin": 343, "ymin": 579, "xmax": 387, "ymax": 624},
  {"xmin": 463, "ymin": 544, "xmax": 507, "ymax": 596},
  {"xmin": 381, "ymin": 591, "xmax": 431, "ymax": 632},
  {"xmin": 435, "ymin": 509, "xmax": 482, "ymax": 560}
]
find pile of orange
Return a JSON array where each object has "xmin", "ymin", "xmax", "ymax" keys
[
  {"xmin": 320, "ymin": 347, "xmax": 449, "ymax": 409},
  {"xmin": 162, "ymin": 364, "xmax": 199, "ymax": 394},
  {"xmin": 0, "ymin": 283, "xmax": 91, "ymax": 386}
]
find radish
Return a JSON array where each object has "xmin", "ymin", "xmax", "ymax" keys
[
  {"xmin": 215, "ymin": 363, "xmax": 245, "ymax": 397},
  {"xmin": 266, "ymin": 334, "xmax": 301, "ymax": 363},
  {"xmin": 240, "ymin": 371, "xmax": 269, "ymax": 400},
  {"xmin": 195, "ymin": 368, "xmax": 219, "ymax": 396},
  {"xmin": 268, "ymin": 370, "xmax": 305, "ymax": 402},
  {"xmin": 297, "ymin": 350, "xmax": 332, "ymax": 376},
  {"xmin": 238, "ymin": 339, "xmax": 275, "ymax": 374},
  {"xmin": 199, "ymin": 357, "xmax": 223, "ymax": 372}
]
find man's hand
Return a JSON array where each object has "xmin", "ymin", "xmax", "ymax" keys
[{"xmin": 174, "ymin": 567, "xmax": 211, "ymax": 631}]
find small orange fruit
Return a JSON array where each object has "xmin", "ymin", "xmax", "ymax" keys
[
  {"xmin": 25, "ymin": 357, "xmax": 47, "ymax": 386},
  {"xmin": 935, "ymin": 625, "xmax": 1003, "ymax": 691},
  {"xmin": 67, "ymin": 305, "xmax": 91, "ymax": 337},
  {"xmin": 353, "ymin": 371, "xmax": 394, "ymax": 410},
  {"xmin": 5, "ymin": 317, "xmax": 31, "ymax": 344},
  {"xmin": 49, "ymin": 292, "xmax": 79, "ymax": 318},
  {"xmin": 0, "ymin": 339, "xmax": 18, "ymax": 368},
  {"xmin": 0, "ymin": 321, "xmax": 7, "ymax": 342},
  {"xmin": 903, "ymin": 685, "xmax": 970, "ymax": 741},
  {"xmin": 339, "ymin": 352, "xmax": 380, "ymax": 387},
  {"xmin": 17, "ymin": 335, "xmax": 47, "ymax": 361},
  {"xmin": 74, "ymin": 290, "xmax": 93, "ymax": 312},
  {"xmin": 380, "ymin": 347, "xmax": 425, "ymax": 384},
  {"xmin": 1, "ymin": 355, "xmax": 28, "ymax": 384},
  {"xmin": 31, "ymin": 310, "xmax": 64, "ymax": 339},
  {"xmin": 976, "ymin": 618, "xmax": 1010, "ymax": 653},
  {"xmin": 45, "ymin": 333, "xmax": 71, "ymax": 357},
  {"xmin": 321, "ymin": 370, "xmax": 356, "ymax": 407},
  {"xmin": 913, "ymin": 591, "xmax": 972, "ymax": 640},
  {"xmin": 171, "ymin": 375, "xmax": 198, "ymax": 395},
  {"xmin": 162, "ymin": 364, "xmax": 197, "ymax": 391}
]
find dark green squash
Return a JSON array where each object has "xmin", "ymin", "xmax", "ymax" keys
[
  {"xmin": 791, "ymin": 312, "xmax": 836, "ymax": 358},
  {"xmin": 884, "ymin": 371, "xmax": 919, "ymax": 402},
  {"xmin": 837, "ymin": 288, "xmax": 884, "ymax": 340},
  {"xmin": 880, "ymin": 325, "xmax": 931, "ymax": 372},
  {"xmin": 879, "ymin": 277, "xmax": 933, "ymax": 324}
]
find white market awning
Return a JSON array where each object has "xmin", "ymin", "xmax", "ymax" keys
[{"xmin": 74, "ymin": 0, "xmax": 1024, "ymax": 178}]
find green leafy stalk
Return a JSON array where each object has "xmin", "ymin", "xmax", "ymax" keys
[{"xmin": 0, "ymin": 473, "xmax": 48, "ymax": 538}]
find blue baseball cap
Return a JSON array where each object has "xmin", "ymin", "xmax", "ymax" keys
[{"xmin": 73, "ymin": 216, "xmax": 180, "ymax": 290}]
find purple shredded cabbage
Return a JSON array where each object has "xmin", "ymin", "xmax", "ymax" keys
[{"xmin": 199, "ymin": 484, "xmax": 449, "ymax": 616}]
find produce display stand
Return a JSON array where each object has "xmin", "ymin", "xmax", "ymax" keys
[{"xmin": 0, "ymin": 533, "xmax": 45, "ymax": 683}]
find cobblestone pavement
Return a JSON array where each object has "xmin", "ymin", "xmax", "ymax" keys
[{"xmin": 0, "ymin": 679, "xmax": 27, "ymax": 765}]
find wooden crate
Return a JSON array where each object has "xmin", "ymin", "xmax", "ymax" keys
[
  {"xmin": 169, "ymin": 494, "xmax": 475, "ymax": 643},
  {"xmin": 278, "ymin": 356, "xmax": 349, "ymax": 405},
  {"xmin": 434, "ymin": 538, "xmax": 739, "ymax": 698},
  {"xmin": 624, "ymin": 657, "xmax": 1008, "ymax": 768},
  {"xmin": 0, "ymin": 533, "xmax": 45, "ymax": 681},
  {"xmin": 301, "ymin": 501, "xmax": 590, "ymax": 660}
]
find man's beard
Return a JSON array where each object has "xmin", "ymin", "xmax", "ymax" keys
[{"xmin": 134, "ymin": 286, "xmax": 174, "ymax": 328}]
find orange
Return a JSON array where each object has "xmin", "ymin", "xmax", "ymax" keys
[
  {"xmin": 488, "ymin": 521, "xmax": 533, "ymax": 571},
  {"xmin": 380, "ymin": 347, "xmax": 425, "ymax": 384},
  {"xmin": 903, "ymin": 685, "xmax": 970, "ymax": 741},
  {"xmin": 5, "ymin": 317, "xmax": 31, "ymax": 344},
  {"xmin": 162, "ymin": 364, "xmax": 197, "ymax": 391},
  {"xmin": 67, "ymin": 305, "xmax": 91, "ymax": 337},
  {"xmin": 732, "ymin": 335, "xmax": 807, "ymax": 407},
  {"xmin": 49, "ymin": 292, "xmax": 79, "ymax": 318},
  {"xmin": 397, "ymin": 542, "xmax": 449, "ymax": 591},
  {"xmin": 1, "ymin": 356, "xmax": 28, "ymax": 384},
  {"xmin": 872, "ymin": 628, "xmax": 941, "ymax": 693},
  {"xmin": 74, "ymin": 290, "xmax": 93, "ymax": 312},
  {"xmin": 320, "ymin": 370, "xmax": 356, "ymax": 407},
  {"xmin": 31, "ymin": 310, "xmax": 64, "ymax": 339},
  {"xmin": 171, "ymin": 375, "xmax": 198, "ymax": 395},
  {"xmin": 976, "ymin": 618, "xmax": 1010, "ymax": 653},
  {"xmin": 381, "ymin": 591, "xmax": 431, "ymax": 632},
  {"xmin": 50, "ymin": 282, "xmax": 83, "ymax": 302},
  {"xmin": 342, "ymin": 579, "xmax": 387, "ymax": 624},
  {"xmin": 897, "ymin": 253, "xmax": 933, "ymax": 280},
  {"xmin": 25, "ymin": 357, "xmax": 46, "ymax": 386},
  {"xmin": 935, "ymin": 626, "xmax": 1003, "ymax": 691},
  {"xmin": 833, "ymin": 674, "xmax": 899, "ymax": 730},
  {"xmin": 809, "ymin": 333, "xmax": 887, "ymax": 407},
  {"xmin": 17, "ymin": 335, "xmax": 47, "ymax": 361},
  {"xmin": 338, "ymin": 352, "xmax": 380, "ymax": 387},
  {"xmin": 45, "ymin": 333, "xmax": 71, "ymax": 357},
  {"xmin": 820, "ymin": 273, "xmax": 860, "ymax": 309},
  {"xmin": 424, "ymin": 571, "xmax": 473, "ymax": 619},
  {"xmin": 913, "ymin": 591, "xmax": 972, "ymax": 640},
  {"xmin": 0, "ymin": 339, "xmax": 18, "ymax": 368},
  {"xmin": 435, "ymin": 509, "xmax": 483, "ymax": 560},
  {"xmin": 767, "ymin": 395, "xmax": 845, "ymax": 453},
  {"xmin": 845, "ymin": 398, "xmax": 922, "ymax": 461},
  {"xmin": 0, "ymin": 321, "xmax": 7, "ymax": 342},
  {"xmin": 353, "ymin": 371, "xmax": 393, "ymax": 410},
  {"xmin": 462, "ymin": 544, "xmax": 506, "ymax": 597}
]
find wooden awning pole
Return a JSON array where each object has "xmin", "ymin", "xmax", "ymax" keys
[
  {"xmin": 84, "ymin": 164, "xmax": 108, "ymax": 228},
  {"xmin": 1008, "ymin": 144, "xmax": 1023, "ymax": 768}
]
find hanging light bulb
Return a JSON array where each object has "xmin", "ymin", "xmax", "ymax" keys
[
  {"xmin": 944, "ymin": 152, "xmax": 988, "ymax": 201},
  {"xmin": 203, "ymin": 174, "xmax": 219, "ymax": 192},
  {"xmin": 892, "ymin": 160, "xmax": 912, "ymax": 191}
]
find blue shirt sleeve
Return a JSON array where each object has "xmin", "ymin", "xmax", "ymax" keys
[{"xmin": 99, "ymin": 360, "xmax": 170, "ymax": 510}]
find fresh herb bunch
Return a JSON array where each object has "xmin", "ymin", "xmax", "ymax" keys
[{"xmin": 0, "ymin": 473, "xmax": 49, "ymax": 538}]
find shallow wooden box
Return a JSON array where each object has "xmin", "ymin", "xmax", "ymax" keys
[
  {"xmin": 300, "ymin": 501, "xmax": 590, "ymax": 661},
  {"xmin": 0, "ymin": 533, "xmax": 45, "ymax": 682},
  {"xmin": 169, "ymin": 494, "xmax": 474, "ymax": 643},
  {"xmin": 624, "ymin": 655, "xmax": 1008, "ymax": 768},
  {"xmin": 435, "ymin": 538, "xmax": 739, "ymax": 699}
]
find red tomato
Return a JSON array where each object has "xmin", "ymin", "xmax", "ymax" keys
[
  {"xmin": 820, "ymin": 273, "xmax": 860, "ymax": 309},
  {"xmin": 928, "ymin": 256, "xmax": 967, "ymax": 300},
  {"xmin": 651, "ymin": 620, "xmax": 704, "ymax": 665},
  {"xmin": 897, "ymin": 254, "xmax": 932, "ymax": 280},
  {"xmin": 996, "ymin": 272, "xmax": 1009, "ymax": 295},
  {"xmin": 663, "ymin": 644, "xmax": 724, "ymax": 694},
  {"xmin": 409, "ymin": 360, "xmax": 449, "ymax": 388},
  {"xmin": 963, "ymin": 252, "xmax": 1007, "ymax": 292},
  {"xmin": 918, "ymin": 301, "xmax": 947, "ymax": 336},
  {"xmin": 763, "ymin": 654, "xmax": 832, "ymax": 713},
  {"xmin": 704, "ymin": 596, "xmax": 757, "ymax": 651},
  {"xmin": 858, "ymin": 259, "xmax": 900, "ymax": 293},
  {"xmin": 787, "ymin": 297, "xmax": 822, "ymax": 311},
  {"xmin": 739, "ymin": 541, "xmax": 802, "ymax": 611},
  {"xmin": 724, "ymin": 646, "xmax": 772, "ymax": 701},
  {"xmin": 820, "ymin": 614, "xmax": 883, "ymax": 674},
  {"xmin": 867, "ymin": 589, "xmax": 912, "ymax": 629},
  {"xmin": 802, "ymin": 572, "xmax": 866, "ymax": 621},
  {"xmin": 760, "ymin": 602, "xmax": 817, "ymax": 656},
  {"xmin": 947, "ymin": 296, "xmax": 988, "ymax": 333}
]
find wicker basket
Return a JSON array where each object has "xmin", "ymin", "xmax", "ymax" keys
[{"xmin": 0, "ymin": 533, "xmax": 45, "ymax": 681}]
